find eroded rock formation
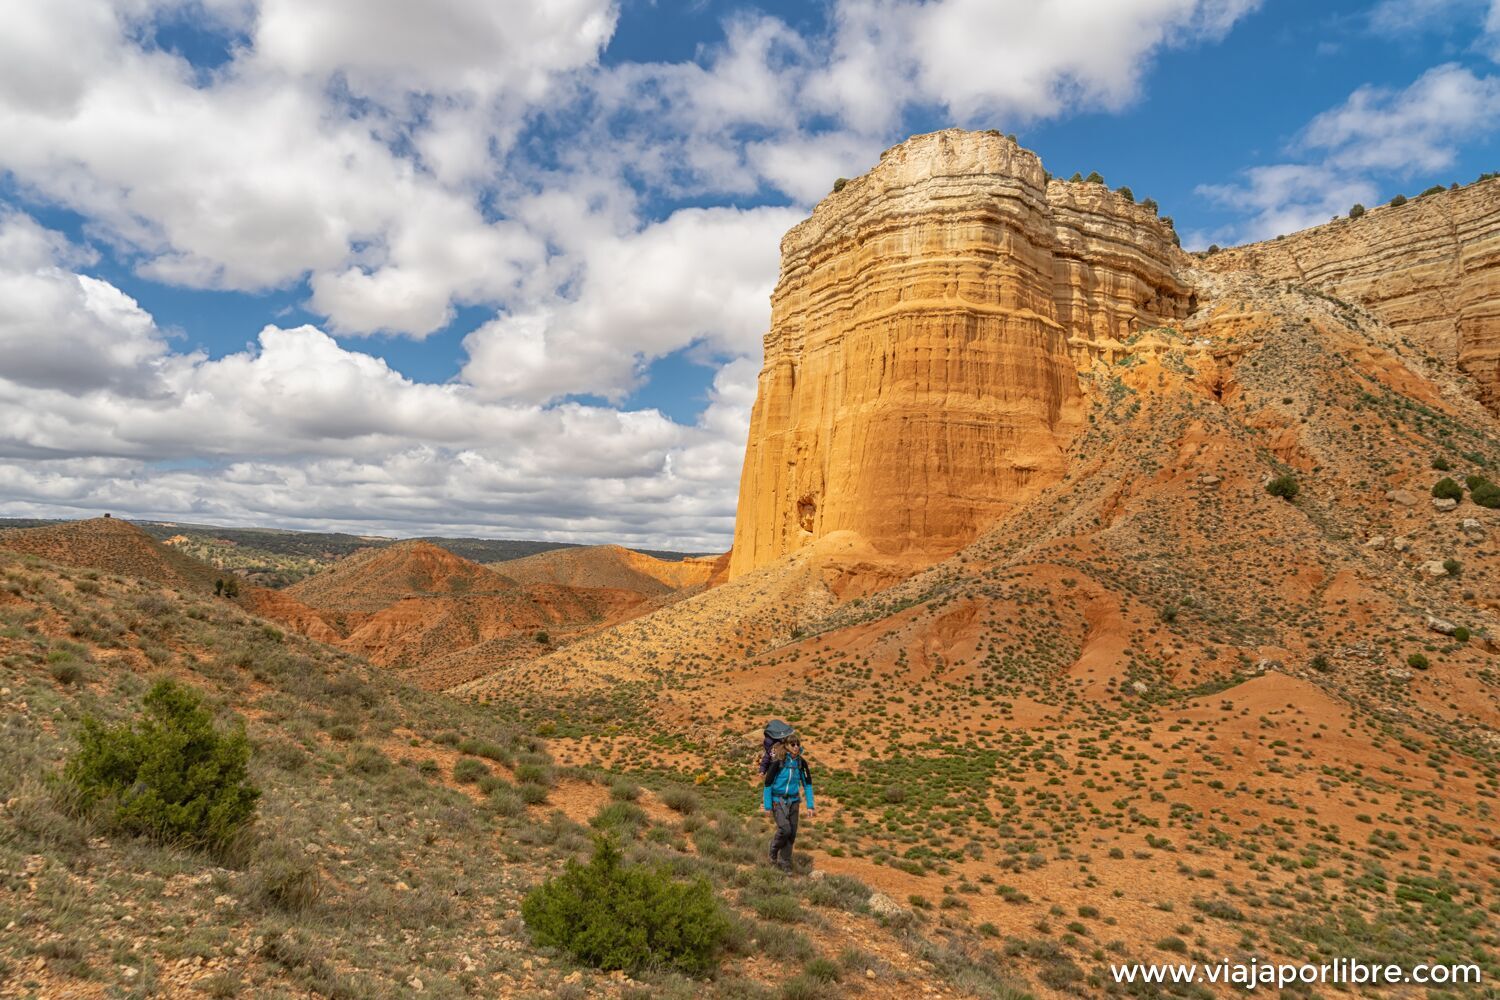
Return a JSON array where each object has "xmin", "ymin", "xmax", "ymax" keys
[
  {"xmin": 1202, "ymin": 180, "xmax": 1500, "ymax": 410},
  {"xmin": 729, "ymin": 129, "xmax": 1191, "ymax": 578}
]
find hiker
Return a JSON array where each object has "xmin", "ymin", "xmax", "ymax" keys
[{"xmin": 761, "ymin": 722, "xmax": 814, "ymax": 873}]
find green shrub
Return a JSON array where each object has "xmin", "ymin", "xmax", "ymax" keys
[
  {"xmin": 1265, "ymin": 474, "xmax": 1299, "ymax": 500},
  {"xmin": 805, "ymin": 873, "xmax": 871, "ymax": 912},
  {"xmin": 1348, "ymin": 203, "xmax": 1365, "ymax": 218},
  {"xmin": 488, "ymin": 786, "xmax": 525, "ymax": 817},
  {"xmin": 590, "ymin": 801, "xmax": 647, "ymax": 836},
  {"xmin": 661, "ymin": 787, "xmax": 701, "ymax": 814},
  {"xmin": 1389, "ymin": 194, "xmax": 1407, "ymax": 207},
  {"xmin": 248, "ymin": 843, "xmax": 322, "ymax": 914},
  {"xmin": 347, "ymin": 744, "xmax": 389, "ymax": 775},
  {"xmin": 1432, "ymin": 477, "xmax": 1462, "ymax": 500},
  {"xmin": 831, "ymin": 178, "xmax": 849, "ymax": 193},
  {"xmin": 1432, "ymin": 456, "xmax": 1452, "ymax": 471},
  {"xmin": 63, "ymin": 679, "xmax": 259, "ymax": 857},
  {"xmin": 804, "ymin": 957, "xmax": 842, "ymax": 983},
  {"xmin": 49, "ymin": 658, "xmax": 88, "ymax": 686},
  {"xmin": 779, "ymin": 975, "xmax": 830, "ymax": 1000},
  {"xmin": 521, "ymin": 836, "xmax": 730, "ymax": 975},
  {"xmin": 452, "ymin": 758, "xmax": 489, "ymax": 784},
  {"xmin": 1407, "ymin": 653, "xmax": 1430, "ymax": 671},
  {"xmin": 457, "ymin": 737, "xmax": 509, "ymax": 762},
  {"xmin": 1310, "ymin": 654, "xmax": 1331, "ymax": 672},
  {"xmin": 515, "ymin": 762, "xmax": 554, "ymax": 786},
  {"xmin": 1443, "ymin": 558, "xmax": 1461, "ymax": 576},
  {"xmin": 1472, "ymin": 481, "xmax": 1500, "ymax": 509},
  {"xmin": 1453, "ymin": 626, "xmax": 1471, "ymax": 643}
]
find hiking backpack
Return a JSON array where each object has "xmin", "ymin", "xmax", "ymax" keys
[{"xmin": 759, "ymin": 719, "xmax": 795, "ymax": 777}]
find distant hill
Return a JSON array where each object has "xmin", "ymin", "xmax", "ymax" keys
[
  {"xmin": 246, "ymin": 539, "xmax": 663, "ymax": 689},
  {"xmin": 0, "ymin": 516, "xmax": 220, "ymax": 593},
  {"xmin": 285, "ymin": 539, "xmax": 519, "ymax": 614},
  {"xmin": 0, "ymin": 521, "xmax": 708, "ymax": 590},
  {"xmin": 492, "ymin": 544, "xmax": 717, "ymax": 596},
  {"xmin": 0, "ymin": 518, "xmax": 707, "ymax": 588}
]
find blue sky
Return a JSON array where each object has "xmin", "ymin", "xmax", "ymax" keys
[{"xmin": 1, "ymin": 0, "xmax": 1497, "ymax": 548}]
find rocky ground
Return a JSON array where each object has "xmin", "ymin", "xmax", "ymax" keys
[
  {"xmin": 462, "ymin": 268, "xmax": 1500, "ymax": 996},
  {"xmin": 0, "ymin": 551, "xmax": 1020, "ymax": 1000}
]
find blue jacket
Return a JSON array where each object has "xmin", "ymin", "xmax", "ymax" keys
[{"xmin": 763, "ymin": 754, "xmax": 814, "ymax": 810}]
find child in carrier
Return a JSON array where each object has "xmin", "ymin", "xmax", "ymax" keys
[{"xmin": 759, "ymin": 719, "xmax": 814, "ymax": 873}]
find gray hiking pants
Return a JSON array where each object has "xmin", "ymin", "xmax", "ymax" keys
[{"xmin": 770, "ymin": 799, "xmax": 800, "ymax": 870}]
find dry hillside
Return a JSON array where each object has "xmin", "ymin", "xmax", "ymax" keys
[
  {"xmin": 0, "ymin": 517, "xmax": 221, "ymax": 595},
  {"xmin": 248, "ymin": 541, "xmax": 679, "ymax": 690},
  {"xmin": 1, "ymin": 551, "xmax": 1011, "ymax": 999},
  {"xmin": 493, "ymin": 544, "xmax": 717, "ymax": 596}
]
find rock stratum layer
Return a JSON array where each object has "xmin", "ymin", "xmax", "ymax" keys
[
  {"xmin": 1203, "ymin": 179, "xmax": 1500, "ymax": 410},
  {"xmin": 729, "ymin": 129, "xmax": 1191, "ymax": 578}
]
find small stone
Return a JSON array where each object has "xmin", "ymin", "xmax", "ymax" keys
[
  {"xmin": 1364, "ymin": 536, "xmax": 1386, "ymax": 549},
  {"xmin": 868, "ymin": 892, "xmax": 910, "ymax": 919},
  {"xmin": 1433, "ymin": 498, "xmax": 1458, "ymax": 511},
  {"xmin": 122, "ymin": 967, "xmax": 138, "ymax": 980},
  {"xmin": 1461, "ymin": 518, "xmax": 1484, "ymax": 534},
  {"xmin": 1421, "ymin": 560, "xmax": 1451, "ymax": 577},
  {"xmin": 867, "ymin": 968, "xmax": 878, "ymax": 980},
  {"xmin": 1130, "ymin": 680, "xmax": 1149, "ymax": 694},
  {"xmin": 564, "ymin": 971, "xmax": 583, "ymax": 984},
  {"xmin": 809, "ymin": 869, "xmax": 826, "ymax": 881},
  {"xmin": 1199, "ymin": 474, "xmax": 1221, "ymax": 486},
  {"xmin": 1426, "ymin": 615, "xmax": 1457, "ymax": 635},
  {"xmin": 1392, "ymin": 536, "xmax": 1412, "ymax": 552},
  {"xmin": 1386, "ymin": 489, "xmax": 1420, "ymax": 506},
  {"xmin": 395, "ymin": 881, "xmax": 410, "ymax": 891},
  {"xmin": 407, "ymin": 977, "xmax": 424, "ymax": 993},
  {"xmin": 1386, "ymin": 668, "xmax": 1413, "ymax": 681}
]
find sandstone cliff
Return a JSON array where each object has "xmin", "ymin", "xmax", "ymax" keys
[
  {"xmin": 1203, "ymin": 179, "xmax": 1500, "ymax": 410},
  {"xmin": 729, "ymin": 129, "xmax": 1192, "ymax": 578}
]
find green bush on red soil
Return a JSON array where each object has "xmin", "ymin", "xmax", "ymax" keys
[{"xmin": 521, "ymin": 835, "xmax": 730, "ymax": 975}]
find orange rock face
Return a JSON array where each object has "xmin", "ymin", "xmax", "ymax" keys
[
  {"xmin": 729, "ymin": 129, "xmax": 1191, "ymax": 578},
  {"xmin": 1204, "ymin": 179, "xmax": 1500, "ymax": 410}
]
